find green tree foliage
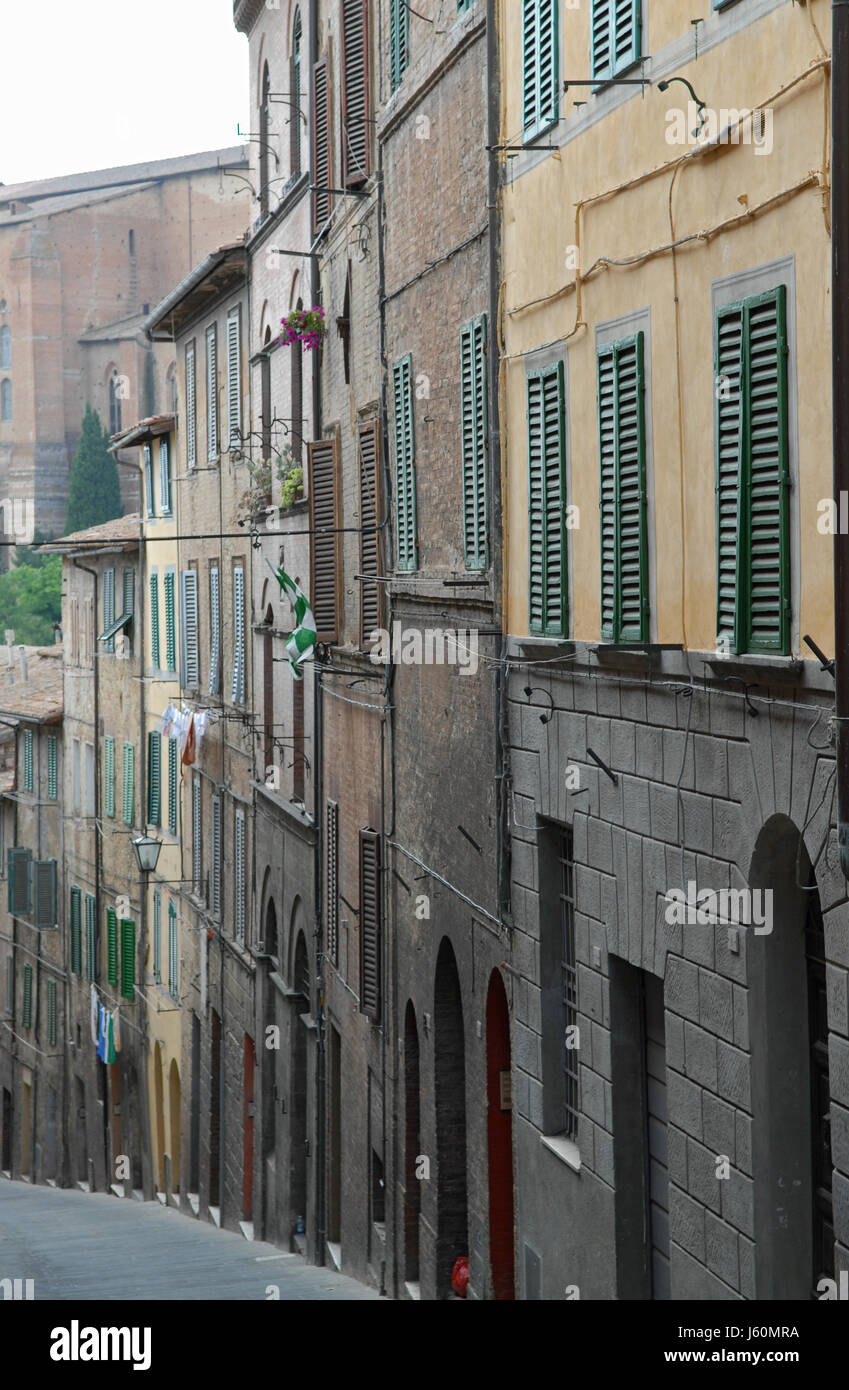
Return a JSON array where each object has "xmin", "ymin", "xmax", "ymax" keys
[
  {"xmin": 65, "ymin": 405, "xmax": 124, "ymax": 535},
  {"xmin": 0, "ymin": 553, "xmax": 62, "ymax": 646}
]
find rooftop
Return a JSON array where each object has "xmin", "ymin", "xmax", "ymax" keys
[
  {"xmin": 42, "ymin": 514, "xmax": 142, "ymax": 554},
  {"xmin": 0, "ymin": 645, "xmax": 63, "ymax": 724},
  {"xmin": 0, "ymin": 146, "xmax": 249, "ymax": 211}
]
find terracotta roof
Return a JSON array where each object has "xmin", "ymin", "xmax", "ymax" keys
[
  {"xmin": 0, "ymin": 646, "xmax": 63, "ymax": 723},
  {"xmin": 42, "ymin": 514, "xmax": 141, "ymax": 552},
  {"xmin": 109, "ymin": 417, "xmax": 174, "ymax": 450}
]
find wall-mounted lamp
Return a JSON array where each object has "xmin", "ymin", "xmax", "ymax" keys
[{"xmin": 657, "ymin": 76, "xmax": 708, "ymax": 138}]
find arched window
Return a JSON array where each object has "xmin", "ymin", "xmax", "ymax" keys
[
  {"xmin": 0, "ymin": 379, "xmax": 11, "ymax": 422},
  {"xmin": 291, "ymin": 8, "xmax": 302, "ymax": 177},
  {"xmin": 260, "ymin": 62, "xmax": 271, "ymax": 218},
  {"xmin": 108, "ymin": 371, "xmax": 122, "ymax": 435},
  {"xmin": 0, "ymin": 325, "xmax": 10, "ymax": 370}
]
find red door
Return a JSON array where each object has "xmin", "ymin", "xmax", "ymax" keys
[
  {"xmin": 486, "ymin": 971, "xmax": 515, "ymax": 1299},
  {"xmin": 243, "ymin": 1034, "xmax": 255, "ymax": 1220}
]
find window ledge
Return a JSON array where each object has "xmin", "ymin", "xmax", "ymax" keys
[
  {"xmin": 540, "ymin": 1132, "xmax": 581, "ymax": 1172},
  {"xmin": 702, "ymin": 652, "xmax": 803, "ymax": 676}
]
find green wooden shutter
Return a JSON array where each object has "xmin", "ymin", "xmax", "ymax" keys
[
  {"xmin": 168, "ymin": 737, "xmax": 178, "ymax": 836},
  {"xmin": 522, "ymin": 0, "xmax": 559, "ymax": 137},
  {"xmin": 47, "ymin": 735, "xmax": 58, "ymax": 799},
  {"xmin": 527, "ymin": 361, "xmax": 567, "ymax": 636},
  {"xmin": 393, "ymin": 355, "xmax": 418, "ymax": 571},
  {"xmin": 144, "ymin": 444, "xmax": 155, "ymax": 517},
  {"xmin": 597, "ymin": 333, "xmax": 648, "ymax": 643},
  {"xmin": 8, "ymin": 847, "xmax": 32, "ymax": 915},
  {"xmin": 390, "ymin": 0, "xmax": 409, "ymax": 92},
  {"xmin": 85, "ymin": 892, "xmax": 96, "ymax": 982},
  {"xmin": 47, "ymin": 979, "xmax": 57, "ymax": 1047},
  {"xmin": 34, "ymin": 860, "xmax": 57, "ymax": 928},
  {"xmin": 103, "ymin": 568, "xmax": 115, "ymax": 653},
  {"xmin": 23, "ymin": 729, "xmax": 33, "ymax": 792},
  {"xmin": 714, "ymin": 286, "xmax": 789, "ymax": 655},
  {"xmin": 150, "ymin": 573, "xmax": 161, "ymax": 669},
  {"xmin": 181, "ymin": 569, "xmax": 200, "ymax": 689},
  {"xmin": 122, "ymin": 742, "xmax": 135, "ymax": 826},
  {"xmin": 168, "ymin": 900, "xmax": 178, "ymax": 998},
  {"xmin": 107, "ymin": 907, "xmax": 118, "ymax": 986},
  {"xmin": 461, "ymin": 316, "xmax": 489, "ymax": 570},
  {"xmin": 153, "ymin": 891, "xmax": 162, "ymax": 983},
  {"xmin": 164, "ymin": 572, "xmax": 177, "ymax": 672},
  {"xmin": 22, "ymin": 963, "xmax": 32, "ymax": 1028},
  {"xmin": 186, "ymin": 342, "xmax": 197, "ymax": 470},
  {"xmin": 70, "ymin": 886, "xmax": 82, "ymax": 975},
  {"xmin": 208, "ymin": 567, "xmax": 220, "ymax": 695},
  {"xmin": 104, "ymin": 736, "xmax": 115, "ymax": 819},
  {"xmin": 120, "ymin": 918, "xmax": 135, "ymax": 1001},
  {"xmin": 147, "ymin": 731, "xmax": 161, "ymax": 826},
  {"xmin": 159, "ymin": 438, "xmax": 172, "ymax": 514},
  {"xmin": 592, "ymin": 0, "xmax": 641, "ymax": 81},
  {"xmin": 234, "ymin": 809, "xmax": 246, "ymax": 941}
]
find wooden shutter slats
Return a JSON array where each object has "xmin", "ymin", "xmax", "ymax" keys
[
  {"xmin": 227, "ymin": 313, "xmax": 241, "ymax": 448},
  {"xmin": 461, "ymin": 317, "xmax": 489, "ymax": 571},
  {"xmin": 313, "ymin": 59, "xmax": 332, "ymax": 234},
  {"xmin": 527, "ymin": 362, "xmax": 566, "ymax": 636},
  {"xmin": 342, "ymin": 0, "xmax": 370, "ymax": 186},
  {"xmin": 309, "ymin": 437, "xmax": 340, "ymax": 641},
  {"xmin": 358, "ymin": 421, "xmax": 381, "ymax": 643},
  {"xmin": 181, "ymin": 569, "xmax": 199, "ymax": 690},
  {"xmin": 107, "ymin": 907, "xmax": 119, "ymax": 986},
  {"xmin": 359, "ymin": 828, "xmax": 381, "ymax": 1020},
  {"xmin": 207, "ymin": 325, "xmax": 218, "ymax": 458},
  {"xmin": 596, "ymin": 334, "xmax": 647, "ymax": 643},
  {"xmin": 326, "ymin": 800, "xmax": 339, "ymax": 965},
  {"xmin": 120, "ymin": 918, "xmax": 135, "ymax": 1001},
  {"xmin": 209, "ymin": 566, "xmax": 221, "ymax": 695},
  {"xmin": 186, "ymin": 342, "xmax": 197, "ymax": 469},
  {"xmin": 393, "ymin": 357, "xmax": 418, "ymax": 571}
]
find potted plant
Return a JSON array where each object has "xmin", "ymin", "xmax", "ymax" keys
[{"xmin": 276, "ymin": 305, "xmax": 326, "ymax": 351}]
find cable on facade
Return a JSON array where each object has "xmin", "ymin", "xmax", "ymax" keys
[{"xmin": 387, "ymin": 839, "xmax": 501, "ymax": 928}]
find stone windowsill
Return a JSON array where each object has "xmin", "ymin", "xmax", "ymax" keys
[{"xmin": 540, "ymin": 1132, "xmax": 581, "ymax": 1173}]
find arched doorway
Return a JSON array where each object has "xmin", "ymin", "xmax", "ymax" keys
[
  {"xmin": 486, "ymin": 970, "xmax": 515, "ymax": 1299},
  {"xmin": 153, "ymin": 1043, "xmax": 165, "ymax": 1193},
  {"xmin": 434, "ymin": 938, "xmax": 468, "ymax": 1296},
  {"xmin": 404, "ymin": 1001, "xmax": 421, "ymax": 1287},
  {"xmin": 168, "ymin": 1060, "xmax": 181, "ymax": 1195},
  {"xmin": 749, "ymin": 815, "xmax": 834, "ymax": 1296},
  {"xmin": 262, "ymin": 896, "xmax": 279, "ymax": 1239},
  {"xmin": 290, "ymin": 927, "xmax": 309, "ymax": 1238}
]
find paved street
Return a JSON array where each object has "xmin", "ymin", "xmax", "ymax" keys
[{"xmin": 0, "ymin": 1180, "xmax": 381, "ymax": 1300}]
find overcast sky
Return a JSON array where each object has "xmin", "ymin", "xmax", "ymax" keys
[{"xmin": 1, "ymin": 0, "xmax": 250, "ymax": 186}]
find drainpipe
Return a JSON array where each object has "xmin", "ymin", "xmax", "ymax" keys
[{"xmin": 833, "ymin": 3, "xmax": 849, "ymax": 877}]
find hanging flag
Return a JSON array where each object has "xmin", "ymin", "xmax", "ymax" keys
[
  {"xmin": 274, "ymin": 567, "xmax": 317, "ymax": 680},
  {"xmin": 182, "ymin": 712, "xmax": 196, "ymax": 767},
  {"xmin": 90, "ymin": 985, "xmax": 100, "ymax": 1045}
]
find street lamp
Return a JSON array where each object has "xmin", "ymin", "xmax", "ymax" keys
[{"xmin": 131, "ymin": 835, "xmax": 162, "ymax": 874}]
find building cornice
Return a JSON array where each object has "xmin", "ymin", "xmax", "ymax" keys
[{"xmin": 234, "ymin": 0, "xmax": 265, "ymax": 35}]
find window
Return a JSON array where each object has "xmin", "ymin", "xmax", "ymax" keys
[
  {"xmin": 312, "ymin": 59, "xmax": 332, "ymax": 234},
  {"xmin": 341, "ymin": 0, "xmax": 370, "ymax": 186},
  {"xmin": 231, "ymin": 565, "xmax": 246, "ymax": 705},
  {"xmin": 292, "ymin": 8, "xmax": 303, "ymax": 176},
  {"xmin": 168, "ymin": 900, "xmax": 178, "ymax": 999},
  {"xmin": 291, "ymin": 301, "xmax": 303, "ymax": 464},
  {"xmin": 47, "ymin": 980, "xmax": 57, "ymax": 1047},
  {"xmin": 180, "ymin": 569, "xmax": 199, "ymax": 689},
  {"xmin": 393, "ymin": 356, "xmax": 418, "ymax": 571},
  {"xmin": 461, "ymin": 316, "xmax": 489, "ymax": 570},
  {"xmin": 0, "ymin": 379, "xmax": 10, "ymax": 422},
  {"xmin": 22, "ymin": 964, "xmax": 32, "ymax": 1029},
  {"xmin": 226, "ymin": 310, "xmax": 241, "ymax": 449},
  {"xmin": 389, "ymin": 0, "xmax": 410, "ymax": 92},
  {"xmin": 210, "ymin": 794, "xmax": 222, "ymax": 919},
  {"xmin": 104, "ymin": 736, "xmax": 115, "ymax": 818},
  {"xmin": 153, "ymin": 890, "xmax": 162, "ymax": 983},
  {"xmin": 192, "ymin": 774, "xmax": 202, "ymax": 896},
  {"xmin": 591, "ymin": 0, "xmax": 641, "ymax": 83},
  {"xmin": 234, "ymin": 808, "xmax": 246, "ymax": 942},
  {"xmin": 0, "ymin": 325, "xmax": 10, "ymax": 369},
  {"xmin": 7, "ymin": 849, "xmax": 32, "ymax": 916},
  {"xmin": 359, "ymin": 421, "xmax": 381, "ymax": 644},
  {"xmin": 147, "ymin": 731, "xmax": 161, "ymax": 826},
  {"xmin": 108, "ymin": 372, "xmax": 122, "ymax": 435},
  {"xmin": 159, "ymin": 438, "xmax": 172, "ymax": 514},
  {"xmin": 522, "ymin": 0, "xmax": 559, "ymax": 138},
  {"xmin": 150, "ymin": 573, "xmax": 161, "ymax": 670},
  {"xmin": 106, "ymin": 907, "xmax": 118, "ymax": 986},
  {"xmin": 103, "ymin": 568, "xmax": 115, "ymax": 654},
  {"xmin": 47, "ymin": 735, "xmax": 58, "ymax": 800},
  {"xmin": 598, "ymin": 333, "xmax": 648, "ymax": 642},
  {"xmin": 293, "ymin": 676, "xmax": 305, "ymax": 801},
  {"xmin": 22, "ymin": 729, "xmax": 33, "ymax": 792},
  {"xmin": 715, "ymin": 287, "xmax": 790, "ymax": 655},
  {"xmin": 120, "ymin": 918, "xmax": 135, "ymax": 1001},
  {"xmin": 34, "ymin": 860, "xmax": 57, "ymax": 928},
  {"xmin": 540, "ymin": 824, "xmax": 579, "ymax": 1140},
  {"xmin": 70, "ymin": 886, "xmax": 82, "ymax": 976},
  {"xmin": 85, "ymin": 893, "xmax": 96, "ymax": 982},
  {"xmin": 326, "ymin": 800, "xmax": 339, "ymax": 966},
  {"xmin": 186, "ymin": 341, "xmax": 197, "ymax": 469},
  {"xmin": 206, "ymin": 325, "xmax": 218, "ymax": 459},
  {"xmin": 72, "ymin": 739, "xmax": 81, "ymax": 813},
  {"xmin": 144, "ymin": 445, "xmax": 155, "ymax": 517},
  {"xmin": 168, "ymin": 737, "xmax": 178, "ymax": 836},
  {"xmin": 359, "ymin": 829, "xmax": 381, "ymax": 1020},
  {"xmin": 527, "ymin": 361, "xmax": 567, "ymax": 636},
  {"xmin": 167, "ymin": 362, "xmax": 178, "ymax": 416},
  {"xmin": 309, "ymin": 439, "xmax": 339, "ymax": 640},
  {"xmin": 164, "ymin": 571, "xmax": 177, "ymax": 672},
  {"xmin": 260, "ymin": 62, "xmax": 271, "ymax": 218},
  {"xmin": 84, "ymin": 742, "xmax": 95, "ymax": 817},
  {"xmin": 122, "ymin": 742, "xmax": 135, "ymax": 826},
  {"xmin": 121, "ymin": 568, "xmax": 135, "ymax": 657},
  {"xmin": 208, "ymin": 566, "xmax": 221, "ymax": 695}
]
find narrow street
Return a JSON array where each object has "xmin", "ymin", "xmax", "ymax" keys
[{"xmin": 0, "ymin": 1180, "xmax": 380, "ymax": 1301}]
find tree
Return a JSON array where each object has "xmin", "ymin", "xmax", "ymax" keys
[
  {"xmin": 0, "ymin": 554, "xmax": 62, "ymax": 646},
  {"xmin": 65, "ymin": 405, "xmax": 123, "ymax": 534}
]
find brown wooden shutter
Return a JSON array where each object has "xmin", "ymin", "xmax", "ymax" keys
[
  {"xmin": 341, "ymin": 0, "xmax": 370, "ymax": 187},
  {"xmin": 359, "ymin": 828, "xmax": 381, "ymax": 1021},
  {"xmin": 293, "ymin": 676, "xmax": 305, "ymax": 801},
  {"xmin": 312, "ymin": 58, "xmax": 332, "ymax": 235},
  {"xmin": 326, "ymin": 800, "xmax": 339, "ymax": 966},
  {"xmin": 358, "ymin": 420, "xmax": 381, "ymax": 646},
  {"xmin": 309, "ymin": 437, "xmax": 339, "ymax": 642}
]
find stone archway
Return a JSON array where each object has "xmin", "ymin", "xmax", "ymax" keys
[{"xmin": 434, "ymin": 938, "xmax": 468, "ymax": 1297}]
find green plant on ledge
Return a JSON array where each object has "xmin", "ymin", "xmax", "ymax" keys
[{"xmin": 280, "ymin": 465, "xmax": 304, "ymax": 509}]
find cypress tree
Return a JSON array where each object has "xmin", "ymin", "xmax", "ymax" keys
[{"xmin": 65, "ymin": 405, "xmax": 124, "ymax": 534}]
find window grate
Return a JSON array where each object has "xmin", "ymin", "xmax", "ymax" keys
[{"xmin": 558, "ymin": 828, "xmax": 579, "ymax": 1140}]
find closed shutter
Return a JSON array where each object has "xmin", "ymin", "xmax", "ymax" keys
[
  {"xmin": 103, "ymin": 568, "xmax": 115, "ymax": 653},
  {"xmin": 47, "ymin": 979, "xmax": 57, "ymax": 1047},
  {"xmin": 208, "ymin": 566, "xmax": 221, "ymax": 695},
  {"xmin": 186, "ymin": 342, "xmax": 197, "ymax": 469},
  {"xmin": 715, "ymin": 287, "xmax": 789, "ymax": 655},
  {"xmin": 147, "ymin": 731, "xmax": 161, "ymax": 826},
  {"xmin": 206, "ymin": 325, "xmax": 218, "ymax": 459},
  {"xmin": 120, "ymin": 918, "xmax": 135, "ymax": 1001},
  {"xmin": 312, "ymin": 58, "xmax": 332, "ymax": 234},
  {"xmin": 359, "ymin": 829, "xmax": 381, "ymax": 1021},
  {"xmin": 164, "ymin": 572, "xmax": 177, "ymax": 671},
  {"xmin": 47, "ymin": 736, "xmax": 58, "ymax": 799},
  {"xmin": 159, "ymin": 438, "xmax": 172, "ymax": 514},
  {"xmin": 153, "ymin": 891, "xmax": 162, "ymax": 982},
  {"xmin": 211, "ymin": 794, "xmax": 222, "ymax": 919},
  {"xmin": 326, "ymin": 800, "xmax": 339, "ymax": 966},
  {"xmin": 192, "ymin": 775, "xmax": 202, "ymax": 896},
  {"xmin": 34, "ymin": 860, "xmax": 57, "ymax": 928},
  {"xmin": 23, "ymin": 729, "xmax": 33, "ymax": 791},
  {"xmin": 522, "ymin": 0, "xmax": 559, "ymax": 137},
  {"xmin": 122, "ymin": 742, "xmax": 135, "ymax": 826},
  {"xmin": 389, "ymin": 0, "xmax": 409, "ymax": 92},
  {"xmin": 461, "ymin": 316, "xmax": 489, "ymax": 570},
  {"xmin": 358, "ymin": 421, "xmax": 381, "ymax": 644},
  {"xmin": 150, "ymin": 573, "xmax": 161, "ymax": 670},
  {"xmin": 293, "ymin": 676, "xmax": 305, "ymax": 801},
  {"xmin": 181, "ymin": 569, "xmax": 199, "ymax": 689},
  {"xmin": 592, "ymin": 0, "xmax": 641, "ymax": 82},
  {"xmin": 107, "ymin": 907, "xmax": 118, "ymax": 986},
  {"xmin": 144, "ymin": 445, "xmax": 155, "ymax": 517},
  {"xmin": 168, "ymin": 737, "xmax": 178, "ymax": 836},
  {"xmin": 104, "ymin": 736, "xmax": 115, "ymax": 819},
  {"xmin": 342, "ymin": 0, "xmax": 370, "ymax": 186},
  {"xmin": 291, "ymin": 8, "xmax": 303, "ymax": 175},
  {"xmin": 234, "ymin": 809, "xmax": 246, "ymax": 942},
  {"xmin": 22, "ymin": 964, "xmax": 32, "ymax": 1028},
  {"xmin": 168, "ymin": 900, "xmax": 178, "ymax": 998},
  {"xmin": 122, "ymin": 568, "xmax": 134, "ymax": 657},
  {"xmin": 85, "ymin": 893, "xmax": 96, "ymax": 982},
  {"xmin": 527, "ymin": 362, "xmax": 567, "ymax": 636},
  {"xmin": 597, "ymin": 333, "xmax": 648, "ymax": 642},
  {"xmin": 393, "ymin": 356, "xmax": 418, "ymax": 571},
  {"xmin": 70, "ymin": 886, "xmax": 82, "ymax": 976},
  {"xmin": 8, "ymin": 847, "xmax": 32, "ymax": 916},
  {"xmin": 227, "ymin": 311, "xmax": 241, "ymax": 448},
  {"xmin": 231, "ymin": 565, "xmax": 246, "ymax": 704},
  {"xmin": 309, "ymin": 438, "xmax": 339, "ymax": 641}
]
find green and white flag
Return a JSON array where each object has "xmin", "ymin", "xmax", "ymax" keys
[{"xmin": 274, "ymin": 566, "xmax": 317, "ymax": 680}]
